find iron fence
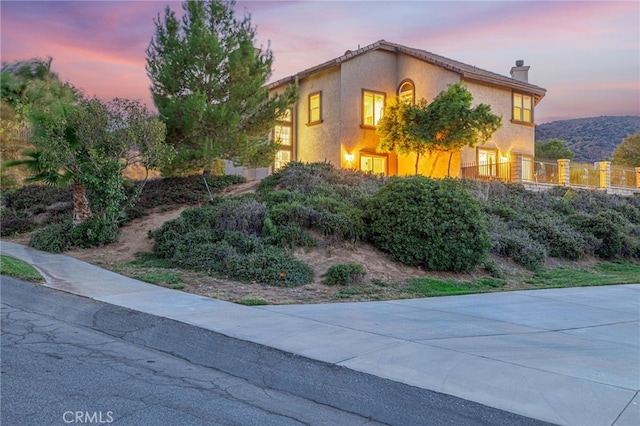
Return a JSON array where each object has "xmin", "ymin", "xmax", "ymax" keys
[
  {"xmin": 461, "ymin": 161, "xmax": 511, "ymax": 182},
  {"xmin": 569, "ymin": 163, "xmax": 600, "ymax": 187},
  {"xmin": 611, "ymin": 167, "xmax": 636, "ymax": 188}
]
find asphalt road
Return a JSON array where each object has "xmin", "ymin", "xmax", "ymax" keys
[
  {"xmin": 1, "ymin": 276, "xmax": 381, "ymax": 426},
  {"xmin": 1, "ymin": 276, "xmax": 550, "ymax": 426}
]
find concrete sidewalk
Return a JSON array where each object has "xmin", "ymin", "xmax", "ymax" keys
[{"xmin": 2, "ymin": 241, "xmax": 639, "ymax": 426}]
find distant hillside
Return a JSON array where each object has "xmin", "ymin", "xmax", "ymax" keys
[{"xmin": 535, "ymin": 116, "xmax": 640, "ymax": 163}]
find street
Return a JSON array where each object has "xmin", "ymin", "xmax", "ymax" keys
[{"xmin": 1, "ymin": 277, "xmax": 380, "ymax": 426}]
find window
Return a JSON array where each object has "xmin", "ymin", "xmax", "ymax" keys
[
  {"xmin": 513, "ymin": 93, "xmax": 533, "ymax": 123},
  {"xmin": 362, "ymin": 90, "xmax": 385, "ymax": 127},
  {"xmin": 273, "ymin": 109, "xmax": 293, "ymax": 170},
  {"xmin": 478, "ymin": 148, "xmax": 497, "ymax": 177},
  {"xmin": 360, "ymin": 153, "xmax": 387, "ymax": 175},
  {"xmin": 308, "ymin": 92, "xmax": 322, "ymax": 125},
  {"xmin": 398, "ymin": 80, "xmax": 415, "ymax": 105}
]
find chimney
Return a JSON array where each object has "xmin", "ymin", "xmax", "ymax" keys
[{"xmin": 510, "ymin": 60, "xmax": 530, "ymax": 83}]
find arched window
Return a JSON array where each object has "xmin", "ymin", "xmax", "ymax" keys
[{"xmin": 398, "ymin": 79, "xmax": 415, "ymax": 104}]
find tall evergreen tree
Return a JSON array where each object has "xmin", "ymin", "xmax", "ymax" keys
[{"xmin": 146, "ymin": 0, "xmax": 297, "ymax": 176}]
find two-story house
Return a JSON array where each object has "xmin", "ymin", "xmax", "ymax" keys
[{"xmin": 266, "ymin": 39, "xmax": 546, "ymax": 179}]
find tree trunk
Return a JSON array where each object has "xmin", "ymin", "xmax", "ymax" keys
[
  {"xmin": 72, "ymin": 180, "xmax": 92, "ymax": 224},
  {"xmin": 447, "ymin": 152, "xmax": 454, "ymax": 177},
  {"xmin": 415, "ymin": 152, "xmax": 421, "ymax": 175}
]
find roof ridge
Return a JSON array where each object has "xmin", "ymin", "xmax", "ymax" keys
[{"xmin": 269, "ymin": 40, "xmax": 546, "ymax": 96}]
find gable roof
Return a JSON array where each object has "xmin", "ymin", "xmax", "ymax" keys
[{"xmin": 269, "ymin": 40, "xmax": 546, "ymax": 104}]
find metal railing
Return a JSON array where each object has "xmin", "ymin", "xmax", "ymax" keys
[
  {"xmin": 461, "ymin": 161, "xmax": 511, "ymax": 182},
  {"xmin": 528, "ymin": 159, "xmax": 558, "ymax": 184},
  {"xmin": 569, "ymin": 163, "xmax": 600, "ymax": 187},
  {"xmin": 611, "ymin": 167, "xmax": 636, "ymax": 188}
]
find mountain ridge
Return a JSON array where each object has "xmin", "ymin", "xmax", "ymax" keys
[{"xmin": 535, "ymin": 115, "xmax": 640, "ymax": 163}]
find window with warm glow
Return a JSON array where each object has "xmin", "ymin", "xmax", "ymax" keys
[
  {"xmin": 362, "ymin": 90, "xmax": 385, "ymax": 127},
  {"xmin": 308, "ymin": 92, "xmax": 322, "ymax": 124},
  {"xmin": 273, "ymin": 108, "xmax": 293, "ymax": 170},
  {"xmin": 513, "ymin": 93, "xmax": 532, "ymax": 123},
  {"xmin": 478, "ymin": 148, "xmax": 497, "ymax": 177},
  {"xmin": 360, "ymin": 154, "xmax": 387, "ymax": 175},
  {"xmin": 398, "ymin": 80, "xmax": 414, "ymax": 104}
]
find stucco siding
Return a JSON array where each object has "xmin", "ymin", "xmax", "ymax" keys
[
  {"xmin": 396, "ymin": 55, "xmax": 460, "ymax": 102},
  {"xmin": 339, "ymin": 49, "xmax": 397, "ymax": 171},
  {"xmin": 295, "ymin": 67, "xmax": 342, "ymax": 165},
  {"xmin": 462, "ymin": 80, "xmax": 535, "ymax": 165}
]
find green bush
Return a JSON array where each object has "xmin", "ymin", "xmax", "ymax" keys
[
  {"xmin": 569, "ymin": 212, "xmax": 627, "ymax": 259},
  {"xmin": 29, "ymin": 222, "xmax": 73, "ymax": 253},
  {"xmin": 150, "ymin": 203, "xmax": 314, "ymax": 287},
  {"xmin": 3, "ymin": 185, "xmax": 71, "ymax": 212},
  {"xmin": 0, "ymin": 208, "xmax": 36, "ymax": 236},
  {"xmin": 365, "ymin": 177, "xmax": 491, "ymax": 272},
  {"xmin": 323, "ymin": 263, "xmax": 366, "ymax": 286},
  {"xmin": 69, "ymin": 217, "xmax": 120, "ymax": 248},
  {"xmin": 493, "ymin": 228, "xmax": 547, "ymax": 271},
  {"xmin": 517, "ymin": 212, "xmax": 586, "ymax": 260}
]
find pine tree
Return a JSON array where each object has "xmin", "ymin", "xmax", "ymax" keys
[{"xmin": 146, "ymin": 0, "xmax": 297, "ymax": 176}]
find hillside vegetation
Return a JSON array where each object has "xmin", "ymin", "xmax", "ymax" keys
[
  {"xmin": 3, "ymin": 162, "xmax": 639, "ymax": 299},
  {"xmin": 536, "ymin": 116, "xmax": 640, "ymax": 163}
]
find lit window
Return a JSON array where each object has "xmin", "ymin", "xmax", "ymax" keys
[
  {"xmin": 273, "ymin": 108, "xmax": 293, "ymax": 170},
  {"xmin": 398, "ymin": 80, "xmax": 414, "ymax": 104},
  {"xmin": 513, "ymin": 93, "xmax": 533, "ymax": 123},
  {"xmin": 362, "ymin": 90, "xmax": 385, "ymax": 127},
  {"xmin": 360, "ymin": 153, "xmax": 387, "ymax": 175},
  {"xmin": 478, "ymin": 148, "xmax": 497, "ymax": 177},
  {"xmin": 308, "ymin": 92, "xmax": 322, "ymax": 124}
]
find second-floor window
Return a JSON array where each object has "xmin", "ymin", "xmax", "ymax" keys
[
  {"xmin": 362, "ymin": 90, "xmax": 385, "ymax": 127},
  {"xmin": 398, "ymin": 80, "xmax": 415, "ymax": 105},
  {"xmin": 513, "ymin": 93, "xmax": 532, "ymax": 123},
  {"xmin": 308, "ymin": 92, "xmax": 322, "ymax": 125}
]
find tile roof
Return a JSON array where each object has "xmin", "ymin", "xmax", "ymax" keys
[{"xmin": 269, "ymin": 40, "xmax": 546, "ymax": 103}]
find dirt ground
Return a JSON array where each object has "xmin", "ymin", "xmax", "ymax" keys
[{"xmin": 6, "ymin": 180, "xmax": 530, "ymax": 305}]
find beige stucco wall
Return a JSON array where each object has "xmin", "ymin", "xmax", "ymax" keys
[
  {"xmin": 270, "ymin": 48, "xmax": 540, "ymax": 179},
  {"xmin": 293, "ymin": 67, "xmax": 342, "ymax": 165},
  {"xmin": 461, "ymin": 80, "xmax": 536, "ymax": 165},
  {"xmin": 338, "ymin": 49, "xmax": 398, "ymax": 174},
  {"xmin": 396, "ymin": 55, "xmax": 460, "ymax": 103}
]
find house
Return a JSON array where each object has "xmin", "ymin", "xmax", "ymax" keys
[{"xmin": 267, "ymin": 40, "xmax": 546, "ymax": 179}]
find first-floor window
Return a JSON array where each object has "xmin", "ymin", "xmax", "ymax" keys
[
  {"xmin": 273, "ymin": 108, "xmax": 293, "ymax": 170},
  {"xmin": 362, "ymin": 90, "xmax": 385, "ymax": 127},
  {"xmin": 360, "ymin": 153, "xmax": 387, "ymax": 175},
  {"xmin": 478, "ymin": 148, "xmax": 497, "ymax": 177}
]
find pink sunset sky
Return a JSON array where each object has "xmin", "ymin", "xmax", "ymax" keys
[{"xmin": 1, "ymin": 0, "xmax": 638, "ymax": 124}]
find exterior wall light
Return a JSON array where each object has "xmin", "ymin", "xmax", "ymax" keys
[{"xmin": 344, "ymin": 153, "xmax": 355, "ymax": 162}]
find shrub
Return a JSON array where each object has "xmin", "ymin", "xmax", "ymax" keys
[
  {"xmin": 264, "ymin": 222, "xmax": 316, "ymax": 249},
  {"xmin": 217, "ymin": 197, "xmax": 266, "ymax": 236},
  {"xmin": 29, "ymin": 222, "xmax": 73, "ymax": 253},
  {"xmin": 150, "ymin": 203, "xmax": 314, "ymax": 287},
  {"xmin": 3, "ymin": 185, "xmax": 71, "ymax": 211},
  {"xmin": 365, "ymin": 177, "xmax": 491, "ymax": 272},
  {"xmin": 0, "ymin": 209, "xmax": 36, "ymax": 236},
  {"xmin": 323, "ymin": 263, "xmax": 366, "ymax": 286},
  {"xmin": 517, "ymin": 212, "xmax": 586, "ymax": 260},
  {"xmin": 493, "ymin": 228, "xmax": 547, "ymax": 271},
  {"xmin": 569, "ymin": 212, "xmax": 627, "ymax": 259},
  {"xmin": 69, "ymin": 217, "xmax": 120, "ymax": 248}
]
